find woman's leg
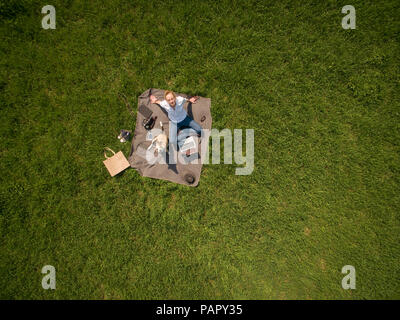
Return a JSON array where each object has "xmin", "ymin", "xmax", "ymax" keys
[
  {"xmin": 169, "ymin": 121, "xmax": 178, "ymax": 149},
  {"xmin": 188, "ymin": 118, "xmax": 203, "ymax": 136},
  {"xmin": 179, "ymin": 116, "xmax": 203, "ymax": 136},
  {"xmin": 168, "ymin": 119, "xmax": 193, "ymax": 150},
  {"xmin": 168, "ymin": 121, "xmax": 182, "ymax": 164}
]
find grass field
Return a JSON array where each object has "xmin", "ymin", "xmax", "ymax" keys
[{"xmin": 0, "ymin": 0, "xmax": 399, "ymax": 299}]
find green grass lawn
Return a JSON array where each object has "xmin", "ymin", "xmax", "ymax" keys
[{"xmin": 0, "ymin": 0, "xmax": 399, "ymax": 299}]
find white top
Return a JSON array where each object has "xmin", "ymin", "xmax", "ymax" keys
[{"xmin": 159, "ymin": 96, "xmax": 187, "ymax": 123}]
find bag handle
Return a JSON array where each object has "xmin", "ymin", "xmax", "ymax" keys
[{"xmin": 104, "ymin": 147, "xmax": 116, "ymax": 159}]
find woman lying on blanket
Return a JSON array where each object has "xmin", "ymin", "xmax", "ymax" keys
[{"xmin": 150, "ymin": 90, "xmax": 203, "ymax": 150}]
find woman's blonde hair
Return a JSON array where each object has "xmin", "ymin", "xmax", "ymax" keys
[{"xmin": 164, "ymin": 90, "xmax": 176, "ymax": 100}]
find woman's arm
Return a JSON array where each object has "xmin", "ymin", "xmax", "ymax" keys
[
  {"xmin": 177, "ymin": 96, "xmax": 198, "ymax": 105},
  {"xmin": 150, "ymin": 95, "xmax": 161, "ymax": 105},
  {"xmin": 151, "ymin": 94, "xmax": 198, "ymax": 104},
  {"xmin": 188, "ymin": 96, "xmax": 199, "ymax": 103}
]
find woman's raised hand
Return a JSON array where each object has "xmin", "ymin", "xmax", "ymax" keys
[
  {"xmin": 189, "ymin": 96, "xmax": 199, "ymax": 103},
  {"xmin": 150, "ymin": 95, "xmax": 157, "ymax": 104}
]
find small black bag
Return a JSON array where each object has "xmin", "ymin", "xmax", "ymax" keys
[
  {"xmin": 142, "ymin": 116, "xmax": 157, "ymax": 130},
  {"xmin": 139, "ymin": 104, "xmax": 157, "ymax": 130}
]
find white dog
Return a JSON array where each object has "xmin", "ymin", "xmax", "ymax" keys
[{"xmin": 147, "ymin": 121, "xmax": 168, "ymax": 156}]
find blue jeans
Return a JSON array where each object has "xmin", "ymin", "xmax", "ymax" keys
[{"xmin": 169, "ymin": 116, "xmax": 203, "ymax": 151}]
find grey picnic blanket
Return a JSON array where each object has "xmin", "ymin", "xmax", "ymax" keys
[{"xmin": 128, "ymin": 88, "xmax": 212, "ymax": 186}]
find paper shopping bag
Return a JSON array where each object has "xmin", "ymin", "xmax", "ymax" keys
[{"xmin": 103, "ymin": 147, "xmax": 130, "ymax": 177}]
